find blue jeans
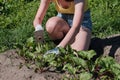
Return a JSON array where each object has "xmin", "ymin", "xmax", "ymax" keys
[{"xmin": 57, "ymin": 10, "xmax": 92, "ymax": 31}]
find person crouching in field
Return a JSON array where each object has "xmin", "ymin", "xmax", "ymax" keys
[{"xmin": 33, "ymin": 0, "xmax": 92, "ymax": 54}]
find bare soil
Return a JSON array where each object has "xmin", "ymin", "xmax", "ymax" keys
[
  {"xmin": 0, "ymin": 34, "xmax": 120, "ymax": 80},
  {"xmin": 0, "ymin": 50, "xmax": 63, "ymax": 80}
]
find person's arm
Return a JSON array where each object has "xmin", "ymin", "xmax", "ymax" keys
[
  {"xmin": 33, "ymin": 0, "xmax": 51, "ymax": 27},
  {"xmin": 58, "ymin": 0, "xmax": 85, "ymax": 47},
  {"xmin": 33, "ymin": 0, "xmax": 51, "ymax": 43}
]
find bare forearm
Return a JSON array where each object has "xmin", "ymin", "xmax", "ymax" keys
[
  {"xmin": 33, "ymin": 0, "xmax": 51, "ymax": 27},
  {"xmin": 58, "ymin": 27, "xmax": 78, "ymax": 47},
  {"xmin": 58, "ymin": 0, "xmax": 84, "ymax": 47}
]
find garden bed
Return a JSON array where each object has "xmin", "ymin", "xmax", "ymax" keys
[{"xmin": 0, "ymin": 34, "xmax": 120, "ymax": 80}]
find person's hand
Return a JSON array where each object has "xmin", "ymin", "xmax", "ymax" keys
[
  {"xmin": 34, "ymin": 24, "xmax": 44, "ymax": 43},
  {"xmin": 44, "ymin": 47, "xmax": 60, "ymax": 57}
]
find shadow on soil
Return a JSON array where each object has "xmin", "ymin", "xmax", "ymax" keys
[{"xmin": 89, "ymin": 34, "xmax": 120, "ymax": 60}]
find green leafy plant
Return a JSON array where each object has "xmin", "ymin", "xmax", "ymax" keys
[{"xmin": 17, "ymin": 37, "xmax": 120, "ymax": 79}]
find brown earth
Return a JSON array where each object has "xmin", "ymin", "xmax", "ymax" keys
[
  {"xmin": 0, "ymin": 50, "xmax": 63, "ymax": 80},
  {"xmin": 0, "ymin": 34, "xmax": 120, "ymax": 80}
]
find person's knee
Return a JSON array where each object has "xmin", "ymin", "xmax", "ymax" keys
[
  {"xmin": 46, "ymin": 17, "xmax": 59, "ymax": 34},
  {"xmin": 45, "ymin": 17, "xmax": 69, "ymax": 40}
]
